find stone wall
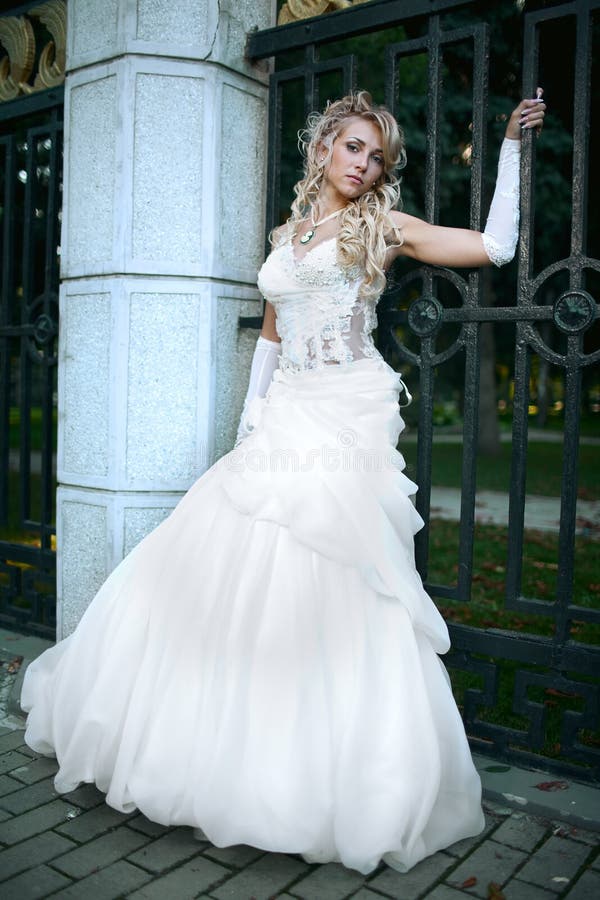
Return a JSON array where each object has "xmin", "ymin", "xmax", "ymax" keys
[{"xmin": 57, "ymin": 0, "xmax": 275, "ymax": 636}]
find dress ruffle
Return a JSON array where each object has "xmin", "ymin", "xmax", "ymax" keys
[
  {"xmin": 21, "ymin": 355, "xmax": 484, "ymax": 875},
  {"xmin": 220, "ymin": 356, "xmax": 449, "ymax": 651}
]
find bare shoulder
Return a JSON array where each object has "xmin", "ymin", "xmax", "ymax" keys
[
  {"xmin": 388, "ymin": 209, "xmax": 425, "ymax": 235},
  {"xmin": 385, "ymin": 210, "xmax": 418, "ymax": 263},
  {"xmin": 386, "ymin": 210, "xmax": 434, "ymax": 261},
  {"xmin": 271, "ymin": 221, "xmax": 292, "ymax": 248}
]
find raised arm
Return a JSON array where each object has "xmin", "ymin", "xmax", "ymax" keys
[{"xmin": 388, "ymin": 90, "xmax": 546, "ymax": 269}]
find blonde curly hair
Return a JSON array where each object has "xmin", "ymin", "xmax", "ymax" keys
[{"xmin": 282, "ymin": 91, "xmax": 407, "ymax": 300}]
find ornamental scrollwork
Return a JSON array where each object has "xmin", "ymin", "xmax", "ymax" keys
[
  {"xmin": 0, "ymin": 16, "xmax": 35, "ymax": 101},
  {"xmin": 278, "ymin": 0, "xmax": 371, "ymax": 26},
  {"xmin": 0, "ymin": 0, "xmax": 66, "ymax": 103}
]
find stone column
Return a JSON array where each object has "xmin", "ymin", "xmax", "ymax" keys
[{"xmin": 57, "ymin": 0, "xmax": 275, "ymax": 637}]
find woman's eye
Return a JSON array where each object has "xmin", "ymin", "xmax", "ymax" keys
[
  {"xmin": 347, "ymin": 143, "xmax": 358, "ymax": 152},
  {"xmin": 373, "ymin": 155, "xmax": 383, "ymax": 165}
]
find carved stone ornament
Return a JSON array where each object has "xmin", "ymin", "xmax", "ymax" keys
[
  {"xmin": 278, "ymin": 0, "xmax": 370, "ymax": 26},
  {"xmin": 0, "ymin": 0, "xmax": 66, "ymax": 102},
  {"xmin": 0, "ymin": 16, "xmax": 35, "ymax": 101}
]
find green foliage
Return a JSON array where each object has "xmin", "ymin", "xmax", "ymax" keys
[{"xmin": 401, "ymin": 439, "xmax": 599, "ymax": 500}]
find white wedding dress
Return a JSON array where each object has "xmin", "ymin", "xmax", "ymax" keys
[{"xmin": 21, "ymin": 228, "xmax": 485, "ymax": 875}]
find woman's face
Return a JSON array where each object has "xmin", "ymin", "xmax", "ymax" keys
[{"xmin": 320, "ymin": 117, "xmax": 385, "ymax": 204}]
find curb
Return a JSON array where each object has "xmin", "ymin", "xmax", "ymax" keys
[{"xmin": 475, "ymin": 754, "xmax": 600, "ymax": 833}]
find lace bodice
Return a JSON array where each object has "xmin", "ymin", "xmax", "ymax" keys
[{"xmin": 257, "ymin": 229, "xmax": 383, "ymax": 375}]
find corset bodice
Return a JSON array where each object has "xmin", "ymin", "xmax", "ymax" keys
[{"xmin": 256, "ymin": 229, "xmax": 383, "ymax": 375}]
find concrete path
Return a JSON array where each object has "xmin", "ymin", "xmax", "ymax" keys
[
  {"xmin": 0, "ymin": 629, "xmax": 598, "ymax": 899},
  {"xmin": 429, "ymin": 487, "xmax": 600, "ymax": 537},
  {"xmin": 400, "ymin": 429, "xmax": 600, "ymax": 446}
]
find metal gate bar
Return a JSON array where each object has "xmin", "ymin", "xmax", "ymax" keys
[
  {"xmin": 0, "ymin": 96, "xmax": 63, "ymax": 637},
  {"xmin": 247, "ymin": 0, "xmax": 600, "ymax": 781}
]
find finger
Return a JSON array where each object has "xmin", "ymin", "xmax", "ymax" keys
[
  {"xmin": 521, "ymin": 108, "xmax": 546, "ymax": 121},
  {"xmin": 520, "ymin": 98, "xmax": 546, "ymax": 113},
  {"xmin": 521, "ymin": 118, "xmax": 545, "ymax": 131}
]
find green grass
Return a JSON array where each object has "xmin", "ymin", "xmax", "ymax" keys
[
  {"xmin": 8, "ymin": 407, "xmax": 57, "ymax": 453},
  {"xmin": 402, "ymin": 440, "xmax": 599, "ymax": 500},
  {"xmin": 0, "ymin": 473, "xmax": 54, "ymax": 543},
  {"xmin": 425, "ymin": 520, "xmax": 599, "ymax": 643},
  {"xmin": 425, "ymin": 518, "xmax": 600, "ymax": 767}
]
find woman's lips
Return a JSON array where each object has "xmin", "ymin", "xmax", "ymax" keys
[{"xmin": 347, "ymin": 175, "xmax": 363, "ymax": 185}]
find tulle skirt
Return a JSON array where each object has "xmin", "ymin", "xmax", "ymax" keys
[{"xmin": 21, "ymin": 355, "xmax": 484, "ymax": 875}]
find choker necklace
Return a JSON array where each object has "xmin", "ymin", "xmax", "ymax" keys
[{"xmin": 299, "ymin": 207, "xmax": 344, "ymax": 245}]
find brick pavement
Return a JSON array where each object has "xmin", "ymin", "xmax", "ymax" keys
[{"xmin": 0, "ymin": 725, "xmax": 598, "ymax": 899}]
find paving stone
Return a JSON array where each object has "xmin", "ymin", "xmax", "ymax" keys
[
  {"xmin": 9, "ymin": 756, "xmax": 59, "ymax": 784},
  {"xmin": 55, "ymin": 802, "xmax": 134, "ymax": 842},
  {"xmin": 0, "ymin": 774, "xmax": 20, "ymax": 798},
  {"xmin": 518, "ymin": 836, "xmax": 594, "ymax": 892},
  {"xmin": 0, "ymin": 777, "xmax": 58, "ymax": 814},
  {"xmin": 0, "ymin": 807, "xmax": 12, "ymax": 821},
  {"xmin": 500, "ymin": 880, "xmax": 556, "ymax": 899},
  {"xmin": 210, "ymin": 852, "xmax": 309, "ymax": 900},
  {"xmin": 128, "ymin": 854, "xmax": 229, "ymax": 899},
  {"xmin": 0, "ymin": 731, "xmax": 29, "ymax": 753},
  {"xmin": 369, "ymin": 850, "xmax": 455, "ymax": 898},
  {"xmin": 49, "ymin": 859, "xmax": 153, "ymax": 899},
  {"xmin": 446, "ymin": 839, "xmax": 528, "ymax": 898},
  {"xmin": 203, "ymin": 842, "xmax": 265, "ymax": 868},
  {"xmin": 127, "ymin": 827, "xmax": 202, "ymax": 874},
  {"xmin": 126, "ymin": 814, "xmax": 170, "ymax": 838},
  {"xmin": 0, "ymin": 831, "xmax": 76, "ymax": 881},
  {"xmin": 348, "ymin": 890, "xmax": 389, "ymax": 900},
  {"xmin": 291, "ymin": 861, "xmax": 366, "ymax": 899},
  {"xmin": 482, "ymin": 800, "xmax": 516, "ymax": 818},
  {"xmin": 61, "ymin": 783, "xmax": 106, "ymax": 810},
  {"xmin": 0, "ymin": 863, "xmax": 72, "ymax": 899},
  {"xmin": 17, "ymin": 743, "xmax": 38, "ymax": 758},
  {"xmin": 554, "ymin": 825, "xmax": 600, "ymax": 847},
  {"xmin": 428, "ymin": 887, "xmax": 478, "ymax": 900},
  {"xmin": 492, "ymin": 815, "xmax": 549, "ymax": 853},
  {"xmin": 52, "ymin": 825, "xmax": 149, "ymax": 879},
  {"xmin": 0, "ymin": 749, "xmax": 31, "ymax": 776},
  {"xmin": 0, "ymin": 798, "xmax": 73, "ymax": 845},
  {"xmin": 444, "ymin": 816, "xmax": 498, "ymax": 859},
  {"xmin": 564, "ymin": 869, "xmax": 600, "ymax": 899}
]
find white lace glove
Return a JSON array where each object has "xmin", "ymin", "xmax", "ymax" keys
[
  {"xmin": 481, "ymin": 137, "xmax": 521, "ymax": 267},
  {"xmin": 235, "ymin": 335, "xmax": 281, "ymax": 447}
]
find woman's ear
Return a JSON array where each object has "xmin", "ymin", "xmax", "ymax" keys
[{"xmin": 317, "ymin": 135, "xmax": 334, "ymax": 163}]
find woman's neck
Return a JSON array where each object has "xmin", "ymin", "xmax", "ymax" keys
[{"xmin": 312, "ymin": 189, "xmax": 348, "ymax": 221}]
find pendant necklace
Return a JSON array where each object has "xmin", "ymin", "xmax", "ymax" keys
[{"xmin": 299, "ymin": 207, "xmax": 344, "ymax": 245}]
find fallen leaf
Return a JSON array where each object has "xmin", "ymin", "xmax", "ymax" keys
[
  {"xmin": 460, "ymin": 876, "xmax": 478, "ymax": 888},
  {"xmin": 534, "ymin": 780, "xmax": 569, "ymax": 792},
  {"xmin": 488, "ymin": 883, "xmax": 505, "ymax": 900}
]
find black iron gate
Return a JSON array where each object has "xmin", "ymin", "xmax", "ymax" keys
[
  {"xmin": 247, "ymin": 0, "xmax": 600, "ymax": 781},
  {"xmin": 0, "ymin": 2, "xmax": 64, "ymax": 637}
]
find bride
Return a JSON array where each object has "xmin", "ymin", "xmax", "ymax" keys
[{"xmin": 21, "ymin": 90, "xmax": 545, "ymax": 875}]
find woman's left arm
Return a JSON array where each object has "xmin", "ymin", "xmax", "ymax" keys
[{"xmin": 388, "ymin": 90, "xmax": 546, "ymax": 269}]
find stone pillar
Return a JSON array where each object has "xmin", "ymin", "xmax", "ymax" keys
[{"xmin": 57, "ymin": 0, "xmax": 275, "ymax": 637}]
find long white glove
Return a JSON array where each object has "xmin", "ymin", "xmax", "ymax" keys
[
  {"xmin": 482, "ymin": 137, "xmax": 521, "ymax": 267},
  {"xmin": 235, "ymin": 335, "xmax": 281, "ymax": 447}
]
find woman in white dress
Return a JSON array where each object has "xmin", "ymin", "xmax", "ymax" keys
[{"xmin": 21, "ymin": 90, "xmax": 545, "ymax": 875}]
